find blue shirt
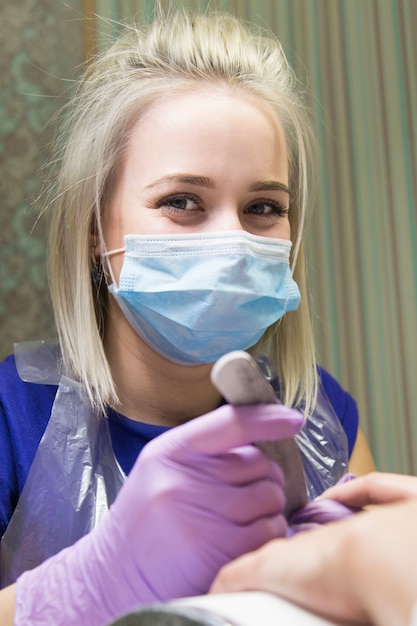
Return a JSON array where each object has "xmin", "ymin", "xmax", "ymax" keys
[{"xmin": 0, "ymin": 353, "xmax": 358, "ymax": 537}]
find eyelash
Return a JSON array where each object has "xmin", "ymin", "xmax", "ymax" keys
[
  {"xmin": 155, "ymin": 193, "xmax": 201, "ymax": 214},
  {"xmin": 155, "ymin": 193, "xmax": 289, "ymax": 218},
  {"xmin": 247, "ymin": 200, "xmax": 289, "ymax": 218}
]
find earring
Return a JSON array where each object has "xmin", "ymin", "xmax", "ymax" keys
[{"xmin": 91, "ymin": 250, "xmax": 104, "ymax": 283}]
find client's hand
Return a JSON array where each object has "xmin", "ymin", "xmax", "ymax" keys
[
  {"xmin": 15, "ymin": 403, "xmax": 303, "ymax": 626},
  {"xmin": 211, "ymin": 473, "xmax": 417, "ymax": 626}
]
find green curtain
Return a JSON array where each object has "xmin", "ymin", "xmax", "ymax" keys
[{"xmin": 94, "ymin": 0, "xmax": 417, "ymax": 474}]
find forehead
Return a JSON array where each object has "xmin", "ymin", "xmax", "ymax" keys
[{"xmin": 122, "ymin": 85, "xmax": 288, "ymax": 174}]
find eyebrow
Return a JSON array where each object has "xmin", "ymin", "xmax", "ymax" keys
[
  {"xmin": 145, "ymin": 174, "xmax": 291, "ymax": 195},
  {"xmin": 249, "ymin": 181, "xmax": 291, "ymax": 194},
  {"xmin": 145, "ymin": 174, "xmax": 215, "ymax": 189}
]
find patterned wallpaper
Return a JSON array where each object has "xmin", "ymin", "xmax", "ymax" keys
[{"xmin": 0, "ymin": 0, "xmax": 83, "ymax": 359}]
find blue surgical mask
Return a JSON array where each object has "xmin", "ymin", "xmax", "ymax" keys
[{"xmin": 105, "ymin": 231, "xmax": 300, "ymax": 365}]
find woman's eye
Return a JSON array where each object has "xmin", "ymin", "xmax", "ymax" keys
[
  {"xmin": 246, "ymin": 201, "xmax": 289, "ymax": 218},
  {"xmin": 156, "ymin": 194, "xmax": 200, "ymax": 212}
]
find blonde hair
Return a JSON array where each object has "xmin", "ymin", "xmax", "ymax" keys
[{"xmin": 47, "ymin": 9, "xmax": 318, "ymax": 414}]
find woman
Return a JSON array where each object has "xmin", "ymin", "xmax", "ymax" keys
[{"xmin": 0, "ymin": 10, "xmax": 374, "ymax": 625}]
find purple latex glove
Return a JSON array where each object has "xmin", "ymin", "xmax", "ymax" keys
[
  {"xmin": 15, "ymin": 402, "xmax": 303, "ymax": 626},
  {"xmin": 288, "ymin": 473, "xmax": 362, "ymax": 535}
]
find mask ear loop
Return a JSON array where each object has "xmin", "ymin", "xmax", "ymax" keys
[{"xmin": 101, "ymin": 248, "xmax": 125, "ymax": 288}]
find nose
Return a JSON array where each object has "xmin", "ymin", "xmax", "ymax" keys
[{"xmin": 204, "ymin": 206, "xmax": 244, "ymax": 233}]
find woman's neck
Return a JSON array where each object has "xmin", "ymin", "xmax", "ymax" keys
[{"xmin": 104, "ymin": 313, "xmax": 221, "ymax": 426}]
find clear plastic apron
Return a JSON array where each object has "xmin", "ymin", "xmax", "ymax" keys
[
  {"xmin": 0, "ymin": 341, "xmax": 126, "ymax": 588},
  {"xmin": 295, "ymin": 383, "xmax": 349, "ymax": 499},
  {"xmin": 0, "ymin": 341, "xmax": 348, "ymax": 588}
]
